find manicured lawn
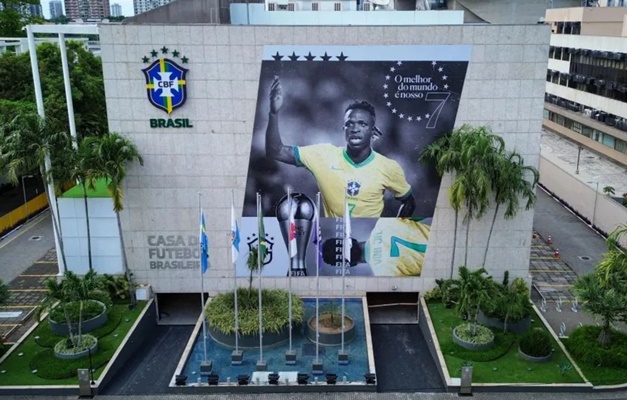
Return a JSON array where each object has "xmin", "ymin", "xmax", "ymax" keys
[
  {"xmin": 61, "ymin": 178, "xmax": 110, "ymax": 198},
  {"xmin": 427, "ymin": 302, "xmax": 585, "ymax": 384},
  {"xmin": 0, "ymin": 302, "xmax": 145, "ymax": 386}
]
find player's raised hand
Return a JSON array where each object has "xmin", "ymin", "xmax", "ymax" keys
[{"xmin": 269, "ymin": 76, "xmax": 283, "ymax": 114}]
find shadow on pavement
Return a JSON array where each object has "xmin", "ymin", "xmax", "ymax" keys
[
  {"xmin": 370, "ymin": 324, "xmax": 445, "ymax": 392},
  {"xmin": 98, "ymin": 325, "xmax": 194, "ymax": 395}
]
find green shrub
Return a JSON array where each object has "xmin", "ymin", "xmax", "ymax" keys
[
  {"xmin": 49, "ymin": 300, "xmax": 105, "ymax": 324},
  {"xmin": 206, "ymin": 288, "xmax": 304, "ymax": 335},
  {"xmin": 53, "ymin": 334, "xmax": 97, "ymax": 355},
  {"xmin": 454, "ymin": 323, "xmax": 494, "ymax": 345},
  {"xmin": 566, "ymin": 325, "xmax": 627, "ymax": 368},
  {"xmin": 424, "ymin": 286, "xmax": 442, "ymax": 301},
  {"xmin": 101, "ymin": 274, "xmax": 133, "ymax": 304},
  {"xmin": 519, "ymin": 328, "xmax": 552, "ymax": 357}
]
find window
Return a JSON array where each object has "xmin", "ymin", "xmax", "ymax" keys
[
  {"xmin": 268, "ymin": 2, "xmax": 275, "ymax": 10},
  {"xmin": 582, "ymin": 126, "xmax": 593, "ymax": 138},
  {"xmin": 312, "ymin": 2, "xmax": 318, "ymax": 10},
  {"xmin": 557, "ymin": 115, "xmax": 566, "ymax": 126},
  {"xmin": 543, "ymin": 109, "xmax": 549, "ymax": 119},
  {"xmin": 572, "ymin": 121, "xmax": 583, "ymax": 134},
  {"xmin": 334, "ymin": 2, "xmax": 341, "ymax": 10},
  {"xmin": 363, "ymin": 2, "xmax": 370, "ymax": 10},
  {"xmin": 287, "ymin": 2, "xmax": 294, "ymax": 10},
  {"xmin": 615, "ymin": 138, "xmax": 627, "ymax": 154}
]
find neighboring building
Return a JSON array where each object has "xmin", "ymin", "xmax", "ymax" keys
[
  {"xmin": 28, "ymin": 3, "xmax": 43, "ymax": 17},
  {"xmin": 64, "ymin": 0, "xmax": 110, "ymax": 20},
  {"xmin": 133, "ymin": 0, "xmax": 173, "ymax": 16},
  {"xmin": 49, "ymin": 0, "xmax": 64, "ymax": 18},
  {"xmin": 111, "ymin": 2, "xmax": 122, "ymax": 15},
  {"xmin": 543, "ymin": 5, "xmax": 627, "ymax": 166}
]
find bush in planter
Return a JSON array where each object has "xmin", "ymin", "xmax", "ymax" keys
[
  {"xmin": 206, "ymin": 288, "xmax": 304, "ymax": 335},
  {"xmin": 519, "ymin": 328, "xmax": 552, "ymax": 358},
  {"xmin": 49, "ymin": 300, "xmax": 105, "ymax": 324},
  {"xmin": 101, "ymin": 274, "xmax": 133, "ymax": 304},
  {"xmin": 454, "ymin": 323, "xmax": 494, "ymax": 345},
  {"xmin": 482, "ymin": 277, "xmax": 532, "ymax": 332}
]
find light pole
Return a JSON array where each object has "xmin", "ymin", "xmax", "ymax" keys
[
  {"xmin": 587, "ymin": 181, "xmax": 599, "ymax": 227},
  {"xmin": 21, "ymin": 175, "xmax": 34, "ymax": 222},
  {"xmin": 576, "ymin": 146, "xmax": 583, "ymax": 174}
]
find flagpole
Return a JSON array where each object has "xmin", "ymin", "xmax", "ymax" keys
[
  {"xmin": 232, "ymin": 190, "xmax": 239, "ymax": 353},
  {"xmin": 341, "ymin": 192, "xmax": 346, "ymax": 354},
  {"xmin": 198, "ymin": 193, "xmax": 208, "ymax": 364},
  {"xmin": 257, "ymin": 192, "xmax": 263, "ymax": 365},
  {"xmin": 315, "ymin": 192, "xmax": 321, "ymax": 364},
  {"xmin": 287, "ymin": 188, "xmax": 293, "ymax": 354}
]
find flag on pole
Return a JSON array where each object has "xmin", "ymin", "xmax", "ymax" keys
[
  {"xmin": 258, "ymin": 196, "xmax": 267, "ymax": 262},
  {"xmin": 231, "ymin": 202, "xmax": 240, "ymax": 262},
  {"xmin": 200, "ymin": 209, "xmax": 209, "ymax": 273},
  {"xmin": 344, "ymin": 200, "xmax": 352, "ymax": 265},
  {"xmin": 312, "ymin": 204, "xmax": 323, "ymax": 268},
  {"xmin": 288, "ymin": 198, "xmax": 298, "ymax": 258}
]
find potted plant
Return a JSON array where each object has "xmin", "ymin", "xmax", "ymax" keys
[
  {"xmin": 306, "ymin": 301, "xmax": 356, "ymax": 346},
  {"xmin": 518, "ymin": 328, "xmax": 552, "ymax": 362},
  {"xmin": 39, "ymin": 271, "xmax": 110, "ymax": 359}
]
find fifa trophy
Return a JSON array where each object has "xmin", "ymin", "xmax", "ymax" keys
[{"xmin": 276, "ymin": 192, "xmax": 315, "ymax": 276}]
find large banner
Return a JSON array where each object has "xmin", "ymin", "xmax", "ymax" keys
[{"xmin": 237, "ymin": 45, "xmax": 470, "ymax": 277}]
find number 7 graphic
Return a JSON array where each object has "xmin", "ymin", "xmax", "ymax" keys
[{"xmin": 425, "ymin": 92, "xmax": 450, "ymax": 129}]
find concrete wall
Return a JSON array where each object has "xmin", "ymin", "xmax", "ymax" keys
[
  {"xmin": 58, "ymin": 198, "xmax": 124, "ymax": 275},
  {"xmin": 98, "ymin": 23, "xmax": 550, "ymax": 296},
  {"xmin": 539, "ymin": 155, "xmax": 627, "ymax": 247}
]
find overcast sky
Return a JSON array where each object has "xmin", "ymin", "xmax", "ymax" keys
[{"xmin": 41, "ymin": 0, "xmax": 135, "ymax": 19}]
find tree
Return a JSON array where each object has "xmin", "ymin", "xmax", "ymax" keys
[
  {"xmin": 482, "ymin": 151, "xmax": 538, "ymax": 267},
  {"xmin": 603, "ymin": 186, "xmax": 615, "ymax": 196},
  {"xmin": 573, "ymin": 273, "xmax": 627, "ymax": 347},
  {"xmin": 81, "ymin": 133, "xmax": 143, "ymax": 306},
  {"xmin": 596, "ymin": 223, "xmax": 627, "ymax": 283},
  {"xmin": 0, "ymin": 0, "xmax": 44, "ymax": 37},
  {"xmin": 454, "ymin": 266, "xmax": 492, "ymax": 335},
  {"xmin": 0, "ymin": 112, "xmax": 70, "ymax": 270}
]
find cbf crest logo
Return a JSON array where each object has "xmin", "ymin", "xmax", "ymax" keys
[
  {"xmin": 141, "ymin": 47, "xmax": 189, "ymax": 114},
  {"xmin": 347, "ymin": 179, "xmax": 361, "ymax": 197}
]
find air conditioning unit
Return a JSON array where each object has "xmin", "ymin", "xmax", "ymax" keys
[{"xmin": 584, "ymin": 109, "xmax": 592, "ymax": 117}]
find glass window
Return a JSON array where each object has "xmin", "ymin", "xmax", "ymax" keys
[
  {"xmin": 572, "ymin": 121, "xmax": 583, "ymax": 134},
  {"xmin": 593, "ymin": 130, "xmax": 602, "ymax": 142},
  {"xmin": 602, "ymin": 133, "xmax": 615, "ymax": 148},
  {"xmin": 615, "ymin": 138, "xmax": 627, "ymax": 154},
  {"xmin": 582, "ymin": 126, "xmax": 593, "ymax": 138},
  {"xmin": 557, "ymin": 115, "xmax": 566, "ymax": 125},
  {"xmin": 543, "ymin": 109, "xmax": 549, "ymax": 119}
]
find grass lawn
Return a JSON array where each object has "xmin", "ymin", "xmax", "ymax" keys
[
  {"xmin": 61, "ymin": 178, "xmax": 110, "ymax": 198},
  {"xmin": 427, "ymin": 302, "xmax": 584, "ymax": 384},
  {"xmin": 0, "ymin": 302, "xmax": 145, "ymax": 386}
]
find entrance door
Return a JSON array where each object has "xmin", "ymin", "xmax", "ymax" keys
[{"xmin": 367, "ymin": 292, "xmax": 445, "ymax": 392}]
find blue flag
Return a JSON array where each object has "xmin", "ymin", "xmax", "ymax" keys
[
  {"xmin": 200, "ymin": 210, "xmax": 209, "ymax": 273},
  {"xmin": 231, "ymin": 202, "xmax": 240, "ymax": 262}
]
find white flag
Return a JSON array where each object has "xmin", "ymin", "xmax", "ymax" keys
[
  {"xmin": 288, "ymin": 198, "xmax": 298, "ymax": 258},
  {"xmin": 344, "ymin": 199, "xmax": 352, "ymax": 265}
]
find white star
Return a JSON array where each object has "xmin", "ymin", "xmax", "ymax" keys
[
  {"xmin": 399, "ymin": 113, "xmax": 404, "ymax": 119},
  {"xmin": 386, "ymin": 102, "xmax": 392, "ymax": 106},
  {"xmin": 431, "ymin": 61, "xmax": 437, "ymax": 66},
  {"xmin": 417, "ymin": 116, "xmax": 422, "ymax": 121},
  {"xmin": 396, "ymin": 61, "xmax": 402, "ymax": 66},
  {"xmin": 438, "ymin": 67, "xmax": 443, "ymax": 72},
  {"xmin": 444, "ymin": 84, "xmax": 449, "ymax": 89},
  {"xmin": 385, "ymin": 75, "xmax": 390, "ymax": 80},
  {"xmin": 390, "ymin": 67, "xmax": 396, "ymax": 72},
  {"xmin": 383, "ymin": 84, "xmax": 388, "ymax": 89},
  {"xmin": 425, "ymin": 113, "xmax": 430, "ymax": 118},
  {"xmin": 383, "ymin": 93, "xmax": 389, "ymax": 98},
  {"xmin": 392, "ymin": 108, "xmax": 397, "ymax": 114},
  {"xmin": 407, "ymin": 116, "xmax": 413, "ymax": 121},
  {"xmin": 442, "ymin": 75, "xmax": 448, "ymax": 80}
]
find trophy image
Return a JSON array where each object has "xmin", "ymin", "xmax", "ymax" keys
[{"xmin": 276, "ymin": 192, "xmax": 315, "ymax": 276}]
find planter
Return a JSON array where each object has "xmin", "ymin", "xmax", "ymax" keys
[
  {"xmin": 452, "ymin": 325, "xmax": 495, "ymax": 351},
  {"xmin": 49, "ymin": 300, "xmax": 108, "ymax": 336},
  {"xmin": 518, "ymin": 347, "xmax": 552, "ymax": 363},
  {"xmin": 207, "ymin": 324, "xmax": 292, "ymax": 348},
  {"xmin": 305, "ymin": 314, "xmax": 356, "ymax": 346},
  {"xmin": 477, "ymin": 310, "xmax": 531, "ymax": 334},
  {"xmin": 54, "ymin": 335, "xmax": 99, "ymax": 360}
]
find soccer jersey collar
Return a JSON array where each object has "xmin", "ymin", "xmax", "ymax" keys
[{"xmin": 342, "ymin": 149, "xmax": 375, "ymax": 168}]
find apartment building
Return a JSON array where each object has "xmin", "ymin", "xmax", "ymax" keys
[
  {"xmin": 64, "ymin": 0, "xmax": 110, "ymax": 20},
  {"xmin": 543, "ymin": 5, "xmax": 627, "ymax": 166}
]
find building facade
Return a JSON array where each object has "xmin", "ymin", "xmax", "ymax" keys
[
  {"xmin": 98, "ymin": 23, "xmax": 548, "ymax": 298},
  {"xmin": 132, "ymin": 0, "xmax": 173, "ymax": 16},
  {"xmin": 64, "ymin": 0, "xmax": 110, "ymax": 20},
  {"xmin": 543, "ymin": 6, "xmax": 627, "ymax": 166},
  {"xmin": 111, "ymin": 2, "xmax": 122, "ymax": 15},
  {"xmin": 49, "ymin": 0, "xmax": 64, "ymax": 18}
]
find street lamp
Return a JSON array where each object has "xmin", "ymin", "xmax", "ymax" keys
[
  {"xmin": 587, "ymin": 181, "xmax": 599, "ymax": 227},
  {"xmin": 21, "ymin": 175, "xmax": 35, "ymax": 222},
  {"xmin": 576, "ymin": 146, "xmax": 584, "ymax": 175}
]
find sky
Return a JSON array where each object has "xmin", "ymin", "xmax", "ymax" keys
[{"xmin": 41, "ymin": 0, "xmax": 135, "ymax": 19}]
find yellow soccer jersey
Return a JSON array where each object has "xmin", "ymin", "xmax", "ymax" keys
[
  {"xmin": 294, "ymin": 144, "xmax": 411, "ymax": 218},
  {"xmin": 364, "ymin": 218, "xmax": 430, "ymax": 276}
]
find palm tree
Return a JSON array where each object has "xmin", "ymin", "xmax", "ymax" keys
[
  {"xmin": 81, "ymin": 133, "xmax": 143, "ymax": 306},
  {"xmin": 603, "ymin": 186, "xmax": 615, "ymax": 196},
  {"xmin": 482, "ymin": 151, "xmax": 539, "ymax": 267},
  {"xmin": 597, "ymin": 223, "xmax": 627, "ymax": 283},
  {"xmin": 0, "ymin": 113, "xmax": 70, "ymax": 271},
  {"xmin": 454, "ymin": 266, "xmax": 492, "ymax": 335},
  {"xmin": 573, "ymin": 272, "xmax": 627, "ymax": 347}
]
